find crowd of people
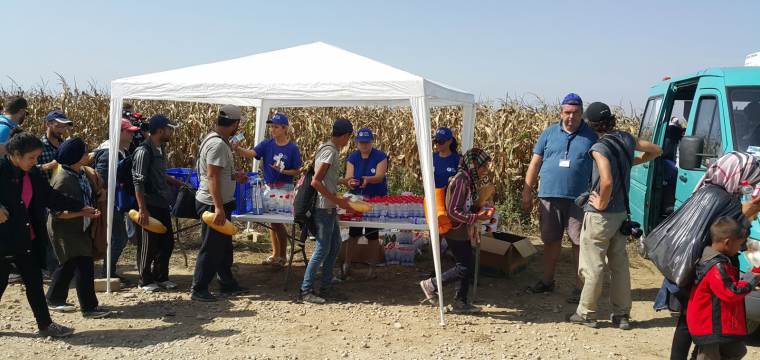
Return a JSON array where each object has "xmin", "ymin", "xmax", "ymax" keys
[{"xmin": 1, "ymin": 93, "xmax": 760, "ymax": 359}]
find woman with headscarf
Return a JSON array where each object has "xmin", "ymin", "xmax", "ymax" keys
[
  {"xmin": 45, "ymin": 138, "xmax": 110, "ymax": 319},
  {"xmin": 643, "ymin": 152, "xmax": 760, "ymax": 359},
  {"xmin": 0, "ymin": 133, "xmax": 97, "ymax": 338},
  {"xmin": 419, "ymin": 148, "xmax": 493, "ymax": 313}
]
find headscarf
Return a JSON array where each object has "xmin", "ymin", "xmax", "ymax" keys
[
  {"xmin": 56, "ymin": 138, "xmax": 87, "ymax": 166},
  {"xmin": 458, "ymin": 148, "xmax": 491, "ymax": 205},
  {"xmin": 695, "ymin": 151, "xmax": 760, "ymax": 194}
]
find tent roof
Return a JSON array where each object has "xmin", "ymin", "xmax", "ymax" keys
[{"xmin": 111, "ymin": 42, "xmax": 474, "ymax": 107}]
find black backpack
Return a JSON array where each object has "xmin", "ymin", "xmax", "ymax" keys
[{"xmin": 293, "ymin": 144, "xmax": 332, "ymax": 234}]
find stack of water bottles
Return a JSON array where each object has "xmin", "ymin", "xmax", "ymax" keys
[
  {"xmin": 262, "ymin": 187, "xmax": 295, "ymax": 216},
  {"xmin": 362, "ymin": 195, "xmax": 426, "ymax": 224},
  {"xmin": 382, "ymin": 231, "xmax": 419, "ymax": 267}
]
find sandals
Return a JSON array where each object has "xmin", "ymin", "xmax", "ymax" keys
[{"xmin": 263, "ymin": 256, "xmax": 285, "ymax": 267}]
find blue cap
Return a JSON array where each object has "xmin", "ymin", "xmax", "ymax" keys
[
  {"xmin": 356, "ymin": 128, "xmax": 374, "ymax": 142},
  {"xmin": 267, "ymin": 112, "xmax": 289, "ymax": 126},
  {"xmin": 333, "ymin": 117, "xmax": 354, "ymax": 136},
  {"xmin": 434, "ymin": 127, "xmax": 453, "ymax": 142},
  {"xmin": 561, "ymin": 93, "xmax": 583, "ymax": 107},
  {"xmin": 148, "ymin": 114, "xmax": 178, "ymax": 133},
  {"xmin": 45, "ymin": 110, "xmax": 73, "ymax": 125}
]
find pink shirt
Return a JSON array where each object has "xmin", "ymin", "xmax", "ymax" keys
[{"xmin": 21, "ymin": 173, "xmax": 35, "ymax": 240}]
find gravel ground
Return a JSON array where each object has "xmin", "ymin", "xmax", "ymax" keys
[{"xmin": 0, "ymin": 235, "xmax": 758, "ymax": 360}]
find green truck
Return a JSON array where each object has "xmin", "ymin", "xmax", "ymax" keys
[{"xmin": 629, "ymin": 66, "xmax": 760, "ymax": 330}]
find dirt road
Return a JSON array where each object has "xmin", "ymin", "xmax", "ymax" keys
[{"xmin": 1, "ymin": 237, "xmax": 757, "ymax": 359}]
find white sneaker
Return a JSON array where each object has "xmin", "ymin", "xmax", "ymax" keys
[
  {"xmin": 140, "ymin": 283, "xmax": 160, "ymax": 292},
  {"xmin": 157, "ymin": 280, "xmax": 178, "ymax": 290}
]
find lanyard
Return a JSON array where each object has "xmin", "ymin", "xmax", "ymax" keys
[{"xmin": 562, "ymin": 122, "xmax": 581, "ymax": 160}]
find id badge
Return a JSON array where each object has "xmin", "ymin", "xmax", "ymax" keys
[{"xmin": 559, "ymin": 159, "xmax": 571, "ymax": 168}]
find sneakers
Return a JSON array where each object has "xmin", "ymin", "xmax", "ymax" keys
[
  {"xmin": 8, "ymin": 273, "xmax": 22, "ymax": 284},
  {"xmin": 157, "ymin": 280, "xmax": 178, "ymax": 290},
  {"xmin": 263, "ymin": 256, "xmax": 285, "ymax": 268},
  {"xmin": 566, "ymin": 288, "xmax": 582, "ymax": 304},
  {"xmin": 449, "ymin": 300, "xmax": 481, "ymax": 314},
  {"xmin": 191, "ymin": 290, "xmax": 218, "ymax": 302},
  {"xmin": 48, "ymin": 302, "xmax": 77, "ymax": 313},
  {"xmin": 566, "ymin": 312, "xmax": 598, "ymax": 328},
  {"xmin": 611, "ymin": 314, "xmax": 632, "ymax": 330},
  {"xmin": 301, "ymin": 291, "xmax": 326, "ymax": 304},
  {"xmin": 38, "ymin": 322, "xmax": 74, "ymax": 338},
  {"xmin": 83, "ymin": 307, "xmax": 112, "ymax": 319},
  {"xmin": 527, "ymin": 280, "xmax": 555, "ymax": 294},
  {"xmin": 220, "ymin": 285, "xmax": 249, "ymax": 296},
  {"xmin": 139, "ymin": 283, "xmax": 160, "ymax": 293},
  {"xmin": 319, "ymin": 288, "xmax": 348, "ymax": 302},
  {"xmin": 419, "ymin": 279, "xmax": 437, "ymax": 305}
]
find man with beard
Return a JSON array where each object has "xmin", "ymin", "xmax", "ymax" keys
[
  {"xmin": 38, "ymin": 110, "xmax": 73, "ymax": 183},
  {"xmin": 0, "ymin": 96, "xmax": 29, "ymax": 157}
]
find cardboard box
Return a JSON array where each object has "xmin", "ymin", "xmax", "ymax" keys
[
  {"xmin": 338, "ymin": 239, "xmax": 385, "ymax": 265},
  {"xmin": 478, "ymin": 232, "xmax": 536, "ymax": 277},
  {"xmin": 94, "ymin": 278, "xmax": 121, "ymax": 292}
]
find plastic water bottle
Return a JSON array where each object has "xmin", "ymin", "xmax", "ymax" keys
[
  {"xmin": 251, "ymin": 177, "xmax": 264, "ymax": 215},
  {"xmin": 741, "ymin": 181, "xmax": 753, "ymax": 203}
]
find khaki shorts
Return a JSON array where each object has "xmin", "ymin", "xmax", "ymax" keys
[{"xmin": 539, "ymin": 198, "xmax": 583, "ymax": 245}]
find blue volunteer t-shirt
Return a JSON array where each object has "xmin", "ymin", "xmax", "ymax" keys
[
  {"xmin": 347, "ymin": 148, "xmax": 388, "ymax": 197},
  {"xmin": 253, "ymin": 139, "xmax": 303, "ymax": 185},
  {"xmin": 433, "ymin": 152, "xmax": 461, "ymax": 188},
  {"xmin": 0, "ymin": 115, "xmax": 18, "ymax": 145},
  {"xmin": 533, "ymin": 121, "xmax": 598, "ymax": 199}
]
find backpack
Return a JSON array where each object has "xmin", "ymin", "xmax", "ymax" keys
[
  {"xmin": 94, "ymin": 142, "xmax": 154, "ymax": 211},
  {"xmin": 293, "ymin": 143, "xmax": 332, "ymax": 233}
]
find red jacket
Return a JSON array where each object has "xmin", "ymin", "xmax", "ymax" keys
[{"xmin": 686, "ymin": 247, "xmax": 759, "ymax": 345}]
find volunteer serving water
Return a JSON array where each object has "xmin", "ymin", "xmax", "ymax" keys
[
  {"xmin": 235, "ymin": 112, "xmax": 303, "ymax": 268},
  {"xmin": 340, "ymin": 128, "xmax": 388, "ymax": 280},
  {"xmin": 433, "ymin": 127, "xmax": 461, "ymax": 189}
]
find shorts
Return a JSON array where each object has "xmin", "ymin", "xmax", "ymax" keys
[
  {"xmin": 539, "ymin": 198, "xmax": 583, "ymax": 245},
  {"xmin": 348, "ymin": 227, "xmax": 380, "ymax": 241}
]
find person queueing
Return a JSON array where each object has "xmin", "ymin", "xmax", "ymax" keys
[
  {"xmin": 300, "ymin": 118, "xmax": 355, "ymax": 304},
  {"xmin": 0, "ymin": 133, "xmax": 97, "ymax": 337},
  {"xmin": 0, "ymin": 96, "xmax": 28, "ymax": 157},
  {"xmin": 45, "ymin": 138, "xmax": 110, "ymax": 319},
  {"xmin": 192, "ymin": 105, "xmax": 249, "ymax": 302},
  {"xmin": 132, "ymin": 114, "xmax": 184, "ymax": 293},
  {"xmin": 340, "ymin": 128, "xmax": 388, "ymax": 280},
  {"xmin": 93, "ymin": 119, "xmax": 140, "ymax": 283},
  {"xmin": 234, "ymin": 112, "xmax": 303, "ymax": 268},
  {"xmin": 432, "ymin": 127, "xmax": 461, "ymax": 189},
  {"xmin": 419, "ymin": 148, "xmax": 494, "ymax": 313}
]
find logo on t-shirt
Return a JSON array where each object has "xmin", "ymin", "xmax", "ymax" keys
[
  {"xmin": 370, "ymin": 168, "xmax": 376, "ymax": 174},
  {"xmin": 447, "ymin": 167, "xmax": 455, "ymax": 173},
  {"xmin": 273, "ymin": 153, "xmax": 286, "ymax": 170}
]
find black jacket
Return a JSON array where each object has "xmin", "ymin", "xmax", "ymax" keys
[{"xmin": 0, "ymin": 156, "xmax": 84, "ymax": 257}]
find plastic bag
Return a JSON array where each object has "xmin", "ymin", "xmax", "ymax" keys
[{"xmin": 643, "ymin": 184, "xmax": 746, "ymax": 288}]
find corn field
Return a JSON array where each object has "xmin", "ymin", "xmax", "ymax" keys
[{"xmin": 1, "ymin": 85, "xmax": 639, "ymax": 230}]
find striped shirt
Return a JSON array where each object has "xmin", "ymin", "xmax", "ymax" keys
[{"xmin": 445, "ymin": 171, "xmax": 478, "ymax": 227}]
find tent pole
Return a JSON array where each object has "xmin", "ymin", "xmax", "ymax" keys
[
  {"xmin": 462, "ymin": 104, "xmax": 476, "ymax": 152},
  {"xmin": 410, "ymin": 96, "xmax": 446, "ymax": 325},
  {"xmin": 251, "ymin": 101, "xmax": 270, "ymax": 173},
  {"xmin": 105, "ymin": 95, "xmax": 124, "ymax": 293}
]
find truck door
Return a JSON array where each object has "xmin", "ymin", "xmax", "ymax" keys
[
  {"xmin": 630, "ymin": 96, "xmax": 662, "ymax": 230},
  {"xmin": 676, "ymin": 88, "xmax": 726, "ymax": 201}
]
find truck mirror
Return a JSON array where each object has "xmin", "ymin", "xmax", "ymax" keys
[{"xmin": 679, "ymin": 136, "xmax": 705, "ymax": 170}]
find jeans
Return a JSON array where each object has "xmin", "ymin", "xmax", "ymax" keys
[
  {"xmin": 0, "ymin": 254, "xmax": 53, "ymax": 330},
  {"xmin": 576, "ymin": 211, "xmax": 631, "ymax": 318},
  {"xmin": 101, "ymin": 209, "xmax": 128, "ymax": 277},
  {"xmin": 46, "ymin": 256, "xmax": 99, "ymax": 312},
  {"xmin": 192, "ymin": 200, "xmax": 239, "ymax": 293},
  {"xmin": 301, "ymin": 208, "xmax": 341, "ymax": 293},
  {"xmin": 432, "ymin": 238, "xmax": 474, "ymax": 302},
  {"xmin": 136, "ymin": 205, "xmax": 174, "ymax": 286}
]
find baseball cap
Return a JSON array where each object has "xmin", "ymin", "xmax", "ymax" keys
[
  {"xmin": 561, "ymin": 93, "xmax": 583, "ymax": 107},
  {"xmin": 583, "ymin": 102, "xmax": 615, "ymax": 124},
  {"xmin": 267, "ymin": 112, "xmax": 289, "ymax": 126},
  {"xmin": 434, "ymin": 127, "xmax": 453, "ymax": 143},
  {"xmin": 45, "ymin": 110, "xmax": 73, "ymax": 125},
  {"xmin": 121, "ymin": 119, "xmax": 140, "ymax": 132},
  {"xmin": 219, "ymin": 104, "xmax": 244, "ymax": 122},
  {"xmin": 356, "ymin": 128, "xmax": 374, "ymax": 142},
  {"xmin": 147, "ymin": 114, "xmax": 178, "ymax": 133},
  {"xmin": 332, "ymin": 117, "xmax": 354, "ymax": 136}
]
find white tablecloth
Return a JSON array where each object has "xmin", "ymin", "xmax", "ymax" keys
[{"xmin": 233, "ymin": 213, "xmax": 429, "ymax": 231}]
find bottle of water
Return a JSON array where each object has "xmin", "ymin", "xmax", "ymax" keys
[
  {"xmin": 741, "ymin": 181, "xmax": 753, "ymax": 203},
  {"xmin": 251, "ymin": 176, "xmax": 264, "ymax": 215}
]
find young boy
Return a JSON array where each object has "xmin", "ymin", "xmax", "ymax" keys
[{"xmin": 686, "ymin": 217, "xmax": 760, "ymax": 360}]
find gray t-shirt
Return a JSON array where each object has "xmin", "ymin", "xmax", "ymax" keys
[
  {"xmin": 315, "ymin": 142, "xmax": 340, "ymax": 209},
  {"xmin": 584, "ymin": 131, "xmax": 636, "ymax": 214},
  {"xmin": 196, "ymin": 133, "xmax": 236, "ymax": 206}
]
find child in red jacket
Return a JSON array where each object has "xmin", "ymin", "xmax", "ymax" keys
[{"xmin": 687, "ymin": 217, "xmax": 760, "ymax": 360}]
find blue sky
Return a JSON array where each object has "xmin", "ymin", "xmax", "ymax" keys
[{"xmin": 2, "ymin": 0, "xmax": 758, "ymax": 111}]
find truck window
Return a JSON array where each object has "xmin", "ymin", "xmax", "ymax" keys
[
  {"xmin": 729, "ymin": 87, "xmax": 760, "ymax": 153},
  {"xmin": 638, "ymin": 96, "xmax": 662, "ymax": 141},
  {"xmin": 692, "ymin": 96, "xmax": 722, "ymax": 167}
]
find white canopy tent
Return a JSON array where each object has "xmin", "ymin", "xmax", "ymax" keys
[{"xmin": 107, "ymin": 42, "xmax": 476, "ymax": 324}]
